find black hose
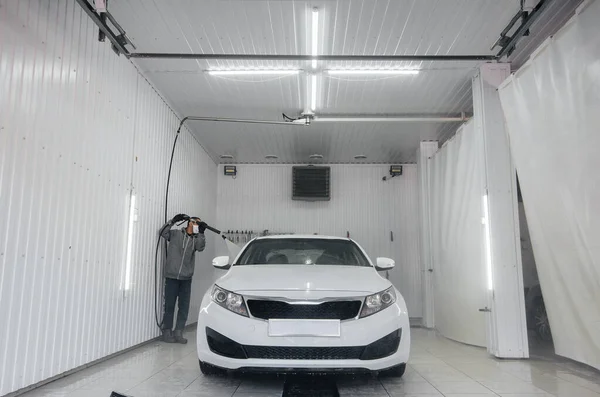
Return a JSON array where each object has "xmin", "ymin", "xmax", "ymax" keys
[{"xmin": 154, "ymin": 120, "xmax": 186, "ymax": 329}]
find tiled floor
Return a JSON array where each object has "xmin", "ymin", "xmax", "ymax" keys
[{"xmin": 19, "ymin": 328, "xmax": 600, "ymax": 397}]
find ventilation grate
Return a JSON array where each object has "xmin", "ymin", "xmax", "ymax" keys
[{"xmin": 292, "ymin": 166, "xmax": 331, "ymax": 201}]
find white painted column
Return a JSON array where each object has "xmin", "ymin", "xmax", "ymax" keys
[
  {"xmin": 473, "ymin": 64, "xmax": 529, "ymax": 358},
  {"xmin": 417, "ymin": 141, "xmax": 439, "ymax": 328}
]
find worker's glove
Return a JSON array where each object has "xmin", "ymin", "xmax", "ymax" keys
[
  {"xmin": 172, "ymin": 213, "xmax": 189, "ymax": 224},
  {"xmin": 197, "ymin": 222, "xmax": 208, "ymax": 234}
]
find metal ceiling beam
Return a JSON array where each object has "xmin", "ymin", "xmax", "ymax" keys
[
  {"xmin": 129, "ymin": 53, "xmax": 497, "ymax": 62},
  {"xmin": 496, "ymin": 0, "xmax": 553, "ymax": 59}
]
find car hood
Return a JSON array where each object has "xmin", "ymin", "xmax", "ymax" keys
[{"xmin": 216, "ymin": 265, "xmax": 391, "ymax": 295}]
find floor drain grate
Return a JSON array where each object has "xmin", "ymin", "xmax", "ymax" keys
[{"xmin": 282, "ymin": 376, "xmax": 339, "ymax": 397}]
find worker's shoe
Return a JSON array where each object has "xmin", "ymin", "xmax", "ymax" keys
[
  {"xmin": 173, "ymin": 330, "xmax": 188, "ymax": 344},
  {"xmin": 161, "ymin": 329, "xmax": 176, "ymax": 343}
]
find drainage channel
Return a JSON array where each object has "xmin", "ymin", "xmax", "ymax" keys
[{"xmin": 281, "ymin": 376, "xmax": 339, "ymax": 397}]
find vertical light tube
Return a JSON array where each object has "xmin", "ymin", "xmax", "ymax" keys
[
  {"xmin": 311, "ymin": 8, "xmax": 319, "ymax": 69},
  {"xmin": 311, "ymin": 75, "xmax": 317, "ymax": 111},
  {"xmin": 483, "ymin": 194, "xmax": 493, "ymax": 290},
  {"xmin": 124, "ymin": 192, "xmax": 136, "ymax": 290}
]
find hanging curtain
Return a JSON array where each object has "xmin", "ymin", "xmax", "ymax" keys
[
  {"xmin": 429, "ymin": 120, "xmax": 487, "ymax": 347},
  {"xmin": 498, "ymin": 0, "xmax": 600, "ymax": 369}
]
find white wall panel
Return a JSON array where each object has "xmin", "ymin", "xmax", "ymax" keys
[
  {"xmin": 215, "ymin": 164, "xmax": 422, "ymax": 317},
  {"xmin": 0, "ymin": 1, "xmax": 217, "ymax": 395}
]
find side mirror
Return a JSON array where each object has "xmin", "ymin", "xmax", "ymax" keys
[
  {"xmin": 375, "ymin": 257, "xmax": 395, "ymax": 271},
  {"xmin": 212, "ymin": 256, "xmax": 231, "ymax": 270}
]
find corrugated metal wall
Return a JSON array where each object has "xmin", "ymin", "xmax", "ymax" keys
[
  {"xmin": 0, "ymin": 1, "xmax": 217, "ymax": 395},
  {"xmin": 215, "ymin": 164, "xmax": 422, "ymax": 317}
]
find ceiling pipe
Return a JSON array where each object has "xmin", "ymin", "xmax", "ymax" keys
[{"xmin": 130, "ymin": 53, "xmax": 497, "ymax": 62}]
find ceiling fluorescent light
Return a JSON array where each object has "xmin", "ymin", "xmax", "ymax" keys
[
  {"xmin": 311, "ymin": 8, "xmax": 319, "ymax": 69},
  {"xmin": 207, "ymin": 69, "xmax": 300, "ymax": 76},
  {"xmin": 327, "ymin": 69, "xmax": 420, "ymax": 75},
  {"xmin": 311, "ymin": 75, "xmax": 317, "ymax": 111},
  {"xmin": 313, "ymin": 115, "xmax": 464, "ymax": 122}
]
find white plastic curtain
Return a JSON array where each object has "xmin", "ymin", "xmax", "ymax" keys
[
  {"xmin": 429, "ymin": 120, "xmax": 487, "ymax": 347},
  {"xmin": 499, "ymin": 0, "xmax": 600, "ymax": 370}
]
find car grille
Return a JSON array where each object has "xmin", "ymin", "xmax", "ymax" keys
[
  {"xmin": 244, "ymin": 345, "xmax": 365, "ymax": 360},
  {"xmin": 206, "ymin": 327, "xmax": 401, "ymax": 361},
  {"xmin": 247, "ymin": 299, "xmax": 362, "ymax": 320}
]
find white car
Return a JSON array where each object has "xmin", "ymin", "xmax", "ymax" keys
[{"xmin": 197, "ymin": 235, "xmax": 410, "ymax": 377}]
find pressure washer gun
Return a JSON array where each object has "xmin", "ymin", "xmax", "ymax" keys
[{"xmin": 175, "ymin": 214, "xmax": 226, "ymax": 239}]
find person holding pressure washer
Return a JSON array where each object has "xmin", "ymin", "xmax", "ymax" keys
[{"xmin": 159, "ymin": 214, "xmax": 207, "ymax": 344}]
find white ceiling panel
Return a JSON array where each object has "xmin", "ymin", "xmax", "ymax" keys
[
  {"xmin": 141, "ymin": 65, "xmax": 304, "ymax": 119},
  {"xmin": 320, "ymin": 66, "xmax": 477, "ymax": 114},
  {"xmin": 106, "ymin": 0, "xmax": 581, "ymax": 163},
  {"xmin": 111, "ymin": 0, "xmax": 519, "ymax": 56}
]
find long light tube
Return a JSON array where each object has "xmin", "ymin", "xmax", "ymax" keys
[
  {"xmin": 327, "ymin": 69, "xmax": 420, "ymax": 75},
  {"xmin": 311, "ymin": 75, "xmax": 317, "ymax": 111},
  {"xmin": 124, "ymin": 193, "xmax": 136, "ymax": 291},
  {"xmin": 311, "ymin": 8, "xmax": 319, "ymax": 69},
  {"xmin": 313, "ymin": 116, "xmax": 466, "ymax": 122},
  {"xmin": 483, "ymin": 194, "xmax": 493, "ymax": 291},
  {"xmin": 207, "ymin": 69, "xmax": 300, "ymax": 76}
]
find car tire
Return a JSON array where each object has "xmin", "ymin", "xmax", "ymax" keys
[
  {"xmin": 199, "ymin": 360, "xmax": 224, "ymax": 376},
  {"xmin": 378, "ymin": 363, "xmax": 406, "ymax": 378},
  {"xmin": 533, "ymin": 297, "xmax": 552, "ymax": 342}
]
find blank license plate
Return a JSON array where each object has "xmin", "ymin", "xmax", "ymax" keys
[{"xmin": 268, "ymin": 319, "xmax": 341, "ymax": 337}]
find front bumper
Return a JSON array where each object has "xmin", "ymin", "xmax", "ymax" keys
[{"xmin": 197, "ymin": 299, "xmax": 410, "ymax": 372}]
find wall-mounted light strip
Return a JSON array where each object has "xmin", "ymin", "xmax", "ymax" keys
[
  {"xmin": 311, "ymin": 75, "xmax": 317, "ymax": 111},
  {"xmin": 124, "ymin": 192, "xmax": 136, "ymax": 291},
  {"xmin": 207, "ymin": 69, "xmax": 301, "ymax": 76},
  {"xmin": 326, "ymin": 69, "xmax": 420, "ymax": 75},
  {"xmin": 311, "ymin": 8, "xmax": 319, "ymax": 69},
  {"xmin": 483, "ymin": 194, "xmax": 493, "ymax": 291}
]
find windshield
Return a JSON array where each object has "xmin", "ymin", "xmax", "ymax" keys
[{"xmin": 235, "ymin": 238, "xmax": 371, "ymax": 267}]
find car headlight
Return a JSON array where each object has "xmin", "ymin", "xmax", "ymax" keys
[
  {"xmin": 211, "ymin": 285, "xmax": 249, "ymax": 317},
  {"xmin": 359, "ymin": 287, "xmax": 396, "ymax": 318}
]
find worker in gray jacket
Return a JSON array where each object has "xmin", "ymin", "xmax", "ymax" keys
[{"xmin": 159, "ymin": 213, "xmax": 206, "ymax": 343}]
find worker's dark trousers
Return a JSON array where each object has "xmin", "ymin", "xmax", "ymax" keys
[{"xmin": 162, "ymin": 278, "xmax": 192, "ymax": 331}]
